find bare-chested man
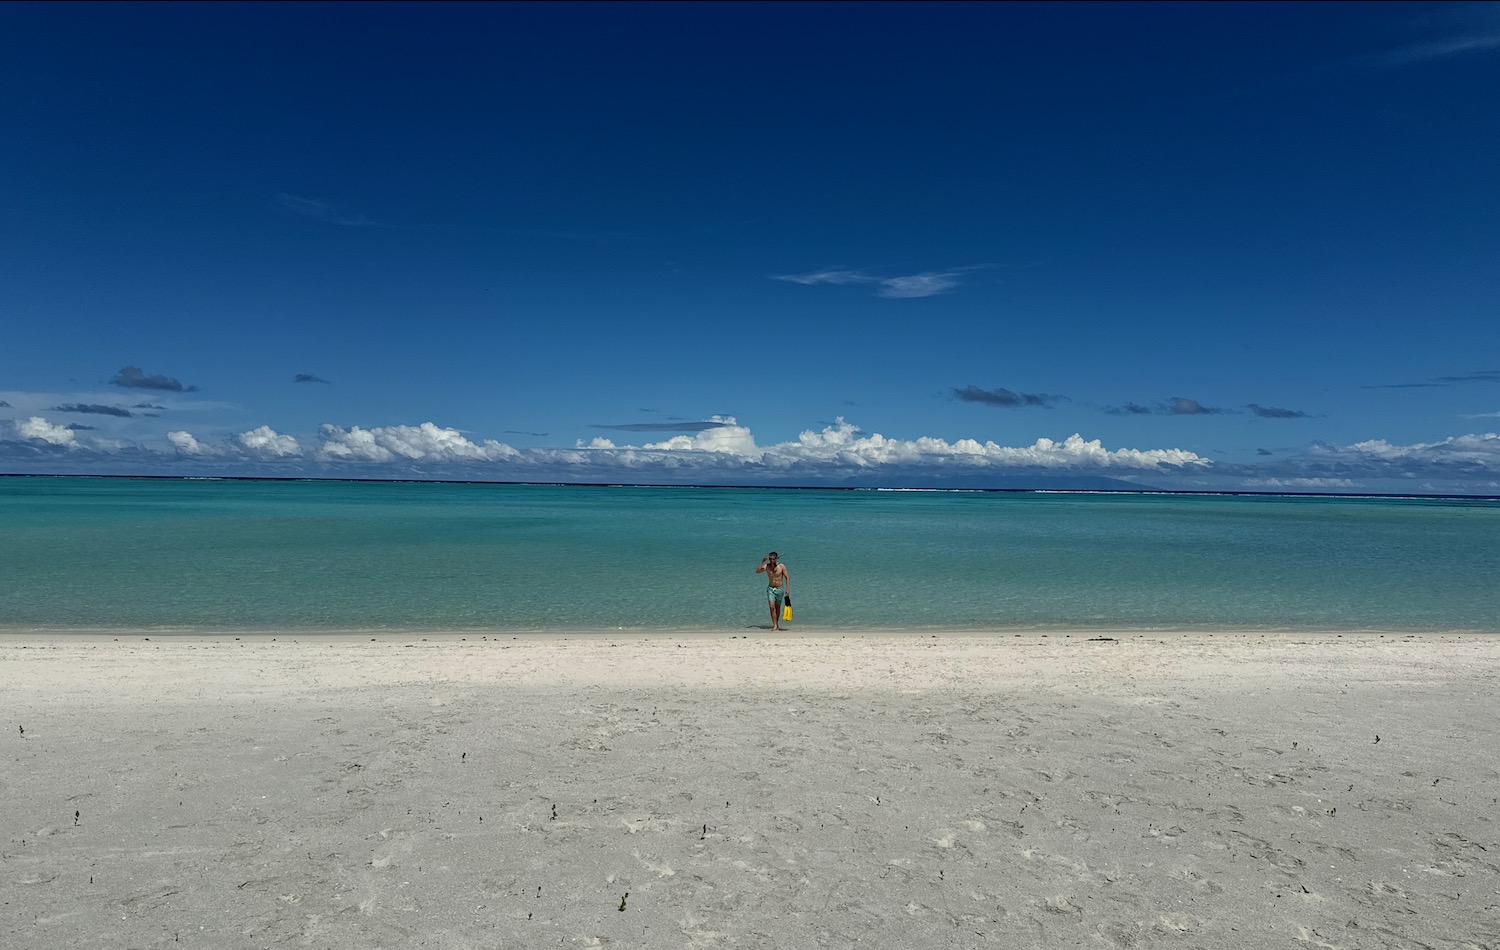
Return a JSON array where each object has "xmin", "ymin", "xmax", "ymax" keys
[{"xmin": 755, "ymin": 551, "xmax": 790, "ymax": 631}]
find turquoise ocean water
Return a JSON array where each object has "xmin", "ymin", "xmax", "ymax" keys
[{"xmin": 2, "ymin": 476, "xmax": 1497, "ymax": 633}]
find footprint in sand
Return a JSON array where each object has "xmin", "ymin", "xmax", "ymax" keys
[
  {"xmin": 1155, "ymin": 913, "xmax": 1197, "ymax": 935},
  {"xmin": 1224, "ymin": 830, "xmax": 1305, "ymax": 873},
  {"xmin": 1175, "ymin": 868, "xmax": 1223, "ymax": 895}
]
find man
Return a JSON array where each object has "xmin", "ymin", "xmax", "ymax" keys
[{"xmin": 755, "ymin": 551, "xmax": 790, "ymax": 631}]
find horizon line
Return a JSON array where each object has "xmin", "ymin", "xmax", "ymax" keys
[{"xmin": 3, "ymin": 471, "xmax": 1497, "ymax": 502}]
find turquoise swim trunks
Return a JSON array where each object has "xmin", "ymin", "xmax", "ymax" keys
[{"xmin": 767, "ymin": 586, "xmax": 784, "ymax": 604}]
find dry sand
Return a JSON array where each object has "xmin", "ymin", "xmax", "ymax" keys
[{"xmin": 3, "ymin": 631, "xmax": 1498, "ymax": 949}]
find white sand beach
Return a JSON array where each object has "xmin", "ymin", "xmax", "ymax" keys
[{"xmin": 3, "ymin": 632, "xmax": 1498, "ymax": 949}]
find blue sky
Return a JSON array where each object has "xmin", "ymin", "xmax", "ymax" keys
[{"xmin": 3, "ymin": 1, "xmax": 1498, "ymax": 492}]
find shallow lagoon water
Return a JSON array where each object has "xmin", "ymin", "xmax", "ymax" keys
[{"xmin": 2, "ymin": 477, "xmax": 1497, "ymax": 632}]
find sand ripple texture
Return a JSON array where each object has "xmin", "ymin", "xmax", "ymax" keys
[{"xmin": 3, "ymin": 633, "xmax": 1498, "ymax": 949}]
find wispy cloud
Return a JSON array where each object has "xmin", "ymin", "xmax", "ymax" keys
[
  {"xmin": 276, "ymin": 193, "xmax": 383, "ymax": 228},
  {"xmin": 1366, "ymin": 31, "xmax": 1500, "ymax": 69},
  {"xmin": 1167, "ymin": 397, "xmax": 1226, "ymax": 416},
  {"xmin": 774, "ymin": 266, "xmax": 979, "ymax": 299},
  {"xmin": 774, "ymin": 269, "xmax": 870, "ymax": 287},
  {"xmin": 529, "ymin": 228, "xmax": 643, "ymax": 243},
  {"xmin": 1242, "ymin": 476, "xmax": 1357, "ymax": 489},
  {"xmin": 876, "ymin": 273, "xmax": 963, "ymax": 299},
  {"xmin": 590, "ymin": 421, "xmax": 731, "ymax": 433},
  {"xmin": 952, "ymin": 385, "xmax": 1065, "ymax": 409},
  {"xmin": 1104, "ymin": 397, "xmax": 1228, "ymax": 416},
  {"xmin": 1246, "ymin": 403, "xmax": 1310, "ymax": 419},
  {"xmin": 53, "ymin": 403, "xmax": 134, "ymax": 417},
  {"xmin": 111, "ymin": 366, "xmax": 198, "ymax": 392},
  {"xmin": 1435, "ymin": 371, "xmax": 1500, "ymax": 384},
  {"xmin": 294, "ymin": 373, "xmax": 332, "ymax": 384},
  {"xmin": 1365, "ymin": 369, "xmax": 1500, "ymax": 389},
  {"xmin": 1340, "ymin": 3, "xmax": 1500, "ymax": 71}
]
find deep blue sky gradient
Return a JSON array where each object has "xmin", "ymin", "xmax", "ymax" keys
[{"xmin": 3, "ymin": 2, "xmax": 1498, "ymax": 490}]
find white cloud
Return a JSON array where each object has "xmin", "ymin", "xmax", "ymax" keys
[
  {"xmin": 640, "ymin": 416, "xmax": 759, "ymax": 456},
  {"xmin": 316, "ymin": 424, "xmax": 395, "ymax": 462},
  {"xmin": 1335, "ymin": 432, "xmax": 1500, "ymax": 464},
  {"xmin": 769, "ymin": 419, "xmax": 1207, "ymax": 470},
  {"xmin": 16, "ymin": 416, "xmax": 77, "ymax": 447},
  {"xmin": 168, "ymin": 430, "xmax": 211, "ymax": 455},
  {"xmin": 566, "ymin": 417, "xmax": 1209, "ymax": 476},
  {"xmin": 238, "ymin": 425, "xmax": 301, "ymax": 459},
  {"xmin": 1259, "ymin": 432, "xmax": 1500, "ymax": 487},
  {"xmin": 315, "ymin": 423, "xmax": 519, "ymax": 463}
]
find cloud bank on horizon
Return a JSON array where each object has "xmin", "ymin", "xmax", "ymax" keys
[
  {"xmin": 25, "ymin": 415, "xmax": 1204, "ymax": 473},
  {"xmin": 5, "ymin": 409, "xmax": 1500, "ymax": 494}
]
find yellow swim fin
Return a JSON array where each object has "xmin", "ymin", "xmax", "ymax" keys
[{"xmin": 782, "ymin": 604, "xmax": 792, "ymax": 622}]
